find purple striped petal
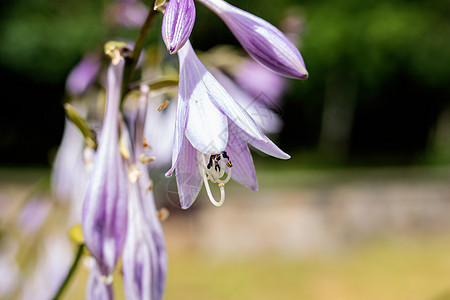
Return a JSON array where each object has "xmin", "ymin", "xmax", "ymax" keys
[
  {"xmin": 175, "ymin": 136, "xmax": 203, "ymax": 209},
  {"xmin": 235, "ymin": 121, "xmax": 290, "ymax": 159},
  {"xmin": 198, "ymin": 0, "xmax": 308, "ymax": 79},
  {"xmin": 226, "ymin": 121, "xmax": 258, "ymax": 191},
  {"xmin": 82, "ymin": 59, "xmax": 128, "ymax": 276},
  {"xmin": 176, "ymin": 41, "xmax": 229, "ymax": 154},
  {"xmin": 211, "ymin": 68, "xmax": 283, "ymax": 134},
  {"xmin": 123, "ymin": 170, "xmax": 167, "ymax": 300},
  {"xmin": 162, "ymin": 0, "xmax": 196, "ymax": 54},
  {"xmin": 86, "ymin": 262, "xmax": 114, "ymax": 300}
]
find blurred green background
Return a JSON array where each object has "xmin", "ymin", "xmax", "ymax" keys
[
  {"xmin": 1, "ymin": 0, "xmax": 450, "ymax": 299},
  {"xmin": 1, "ymin": 0, "xmax": 450, "ymax": 166}
]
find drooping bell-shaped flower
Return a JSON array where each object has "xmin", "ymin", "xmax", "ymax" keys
[
  {"xmin": 197, "ymin": 0, "xmax": 308, "ymax": 79},
  {"xmin": 162, "ymin": 0, "xmax": 196, "ymax": 54},
  {"xmin": 82, "ymin": 55, "xmax": 128, "ymax": 276},
  {"xmin": 122, "ymin": 85, "xmax": 167, "ymax": 300},
  {"xmin": 166, "ymin": 41, "xmax": 289, "ymax": 209}
]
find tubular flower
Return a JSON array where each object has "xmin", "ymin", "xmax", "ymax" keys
[
  {"xmin": 86, "ymin": 261, "xmax": 114, "ymax": 300},
  {"xmin": 82, "ymin": 56, "xmax": 128, "ymax": 276},
  {"xmin": 197, "ymin": 0, "xmax": 308, "ymax": 79},
  {"xmin": 162, "ymin": 0, "xmax": 196, "ymax": 54},
  {"xmin": 122, "ymin": 169, "xmax": 167, "ymax": 300},
  {"xmin": 166, "ymin": 41, "xmax": 289, "ymax": 209},
  {"xmin": 122, "ymin": 86, "xmax": 167, "ymax": 300}
]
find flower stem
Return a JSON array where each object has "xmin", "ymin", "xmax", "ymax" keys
[
  {"xmin": 122, "ymin": 0, "xmax": 159, "ymax": 99},
  {"xmin": 52, "ymin": 244, "xmax": 85, "ymax": 300}
]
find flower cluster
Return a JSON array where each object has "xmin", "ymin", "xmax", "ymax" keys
[{"xmin": 43, "ymin": 0, "xmax": 308, "ymax": 299}]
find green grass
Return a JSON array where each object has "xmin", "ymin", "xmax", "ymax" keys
[
  {"xmin": 62, "ymin": 237, "xmax": 450, "ymax": 300},
  {"xmin": 163, "ymin": 238, "xmax": 450, "ymax": 300}
]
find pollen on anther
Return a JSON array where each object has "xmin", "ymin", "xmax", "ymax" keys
[
  {"xmin": 157, "ymin": 207, "xmax": 170, "ymax": 221},
  {"xmin": 157, "ymin": 100, "xmax": 170, "ymax": 112},
  {"xmin": 128, "ymin": 164, "xmax": 141, "ymax": 183}
]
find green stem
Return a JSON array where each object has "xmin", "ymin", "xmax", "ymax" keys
[
  {"xmin": 52, "ymin": 244, "xmax": 85, "ymax": 300},
  {"xmin": 122, "ymin": 0, "xmax": 159, "ymax": 99}
]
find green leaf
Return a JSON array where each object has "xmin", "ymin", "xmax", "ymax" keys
[{"xmin": 64, "ymin": 103, "xmax": 97, "ymax": 149}]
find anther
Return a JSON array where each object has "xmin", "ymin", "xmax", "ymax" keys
[
  {"xmin": 128, "ymin": 164, "xmax": 141, "ymax": 183},
  {"xmin": 139, "ymin": 153, "xmax": 156, "ymax": 164},
  {"xmin": 157, "ymin": 208, "xmax": 170, "ymax": 221},
  {"xmin": 157, "ymin": 99, "xmax": 170, "ymax": 112}
]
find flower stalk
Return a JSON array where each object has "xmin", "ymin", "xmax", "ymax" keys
[
  {"xmin": 51, "ymin": 243, "xmax": 85, "ymax": 300},
  {"xmin": 122, "ymin": 0, "xmax": 159, "ymax": 98}
]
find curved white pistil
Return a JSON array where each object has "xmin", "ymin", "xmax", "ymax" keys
[{"xmin": 197, "ymin": 151, "xmax": 233, "ymax": 207}]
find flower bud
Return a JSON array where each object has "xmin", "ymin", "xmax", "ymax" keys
[
  {"xmin": 82, "ymin": 58, "xmax": 128, "ymax": 276},
  {"xmin": 161, "ymin": 0, "xmax": 196, "ymax": 54},
  {"xmin": 198, "ymin": 0, "xmax": 308, "ymax": 79}
]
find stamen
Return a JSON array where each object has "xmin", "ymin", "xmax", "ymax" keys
[
  {"xmin": 198, "ymin": 151, "xmax": 233, "ymax": 207},
  {"xmin": 157, "ymin": 99, "xmax": 170, "ymax": 112},
  {"xmin": 128, "ymin": 164, "xmax": 141, "ymax": 183},
  {"xmin": 139, "ymin": 153, "xmax": 156, "ymax": 164}
]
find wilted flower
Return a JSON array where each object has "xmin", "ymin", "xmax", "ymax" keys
[
  {"xmin": 82, "ymin": 56, "xmax": 128, "ymax": 276},
  {"xmin": 166, "ymin": 41, "xmax": 289, "ymax": 209},
  {"xmin": 162, "ymin": 0, "xmax": 196, "ymax": 54},
  {"xmin": 198, "ymin": 0, "xmax": 308, "ymax": 79}
]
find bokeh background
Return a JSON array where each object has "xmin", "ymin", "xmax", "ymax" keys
[{"xmin": 1, "ymin": 0, "xmax": 450, "ymax": 299}]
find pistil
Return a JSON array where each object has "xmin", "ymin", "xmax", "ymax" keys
[{"xmin": 197, "ymin": 151, "xmax": 233, "ymax": 206}]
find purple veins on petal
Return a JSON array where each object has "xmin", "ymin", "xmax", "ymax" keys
[
  {"xmin": 122, "ymin": 169, "xmax": 167, "ymax": 300},
  {"xmin": 166, "ymin": 39, "xmax": 290, "ymax": 208},
  {"xmin": 86, "ymin": 261, "xmax": 114, "ymax": 300},
  {"xmin": 162, "ymin": 0, "xmax": 196, "ymax": 54},
  {"xmin": 197, "ymin": 0, "xmax": 308, "ymax": 79},
  {"xmin": 82, "ymin": 59, "xmax": 128, "ymax": 276}
]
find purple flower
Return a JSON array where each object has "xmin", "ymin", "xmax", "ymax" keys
[
  {"xmin": 122, "ymin": 169, "xmax": 167, "ymax": 300},
  {"xmin": 166, "ymin": 41, "xmax": 289, "ymax": 209},
  {"xmin": 210, "ymin": 67, "xmax": 283, "ymax": 134},
  {"xmin": 233, "ymin": 59, "xmax": 288, "ymax": 107},
  {"xmin": 106, "ymin": 1, "xmax": 149, "ymax": 28},
  {"xmin": 122, "ymin": 85, "xmax": 168, "ymax": 300},
  {"xmin": 82, "ymin": 58, "xmax": 128, "ymax": 276},
  {"xmin": 162, "ymin": 0, "xmax": 196, "ymax": 54},
  {"xmin": 197, "ymin": 0, "xmax": 308, "ymax": 79},
  {"xmin": 65, "ymin": 53, "xmax": 101, "ymax": 96},
  {"xmin": 86, "ymin": 261, "xmax": 114, "ymax": 300}
]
